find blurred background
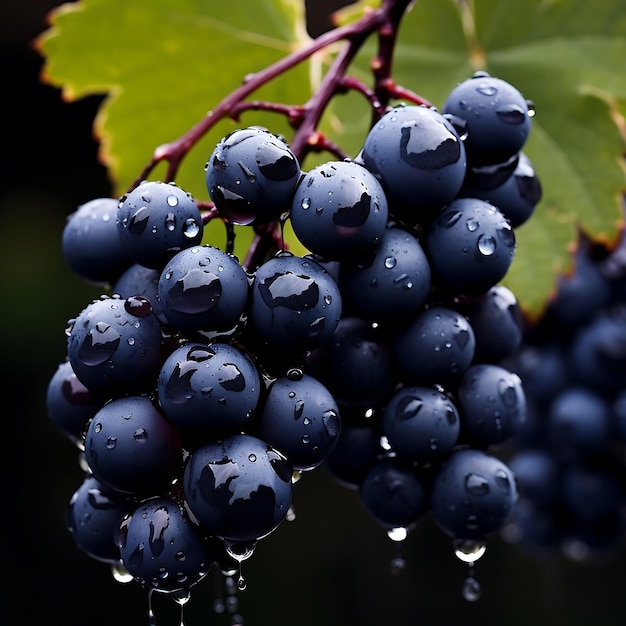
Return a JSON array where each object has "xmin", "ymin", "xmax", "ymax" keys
[{"xmin": 2, "ymin": 1, "xmax": 624, "ymax": 625}]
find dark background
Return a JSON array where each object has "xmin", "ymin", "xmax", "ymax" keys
[{"xmin": 2, "ymin": 1, "xmax": 625, "ymax": 625}]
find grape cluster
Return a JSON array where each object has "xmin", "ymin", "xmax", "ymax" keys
[
  {"xmin": 503, "ymin": 226, "xmax": 626, "ymax": 562},
  {"xmin": 47, "ymin": 71, "xmax": 540, "ymax": 619}
]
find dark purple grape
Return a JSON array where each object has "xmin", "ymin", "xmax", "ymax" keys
[
  {"xmin": 569, "ymin": 310, "xmax": 626, "ymax": 394},
  {"xmin": 382, "ymin": 385, "xmax": 460, "ymax": 463},
  {"xmin": 504, "ymin": 343, "xmax": 569, "ymax": 412},
  {"xmin": 546, "ymin": 248, "xmax": 613, "ymax": 330},
  {"xmin": 360, "ymin": 457, "xmax": 428, "ymax": 530},
  {"xmin": 507, "ymin": 448, "xmax": 561, "ymax": 509},
  {"xmin": 84, "ymin": 395, "xmax": 183, "ymax": 495},
  {"xmin": 460, "ymin": 152, "xmax": 542, "ymax": 227},
  {"xmin": 255, "ymin": 370, "xmax": 342, "ymax": 471},
  {"xmin": 183, "ymin": 434, "xmax": 293, "ymax": 542},
  {"xmin": 442, "ymin": 71, "xmax": 532, "ymax": 165},
  {"xmin": 62, "ymin": 197, "xmax": 131, "ymax": 285},
  {"xmin": 456, "ymin": 363, "xmax": 526, "ymax": 447},
  {"xmin": 112, "ymin": 263, "xmax": 168, "ymax": 325},
  {"xmin": 323, "ymin": 423, "xmax": 383, "ymax": 489},
  {"xmin": 117, "ymin": 180, "xmax": 203, "ymax": 269},
  {"xmin": 157, "ymin": 341, "xmax": 261, "ymax": 434},
  {"xmin": 306, "ymin": 316, "xmax": 395, "ymax": 408},
  {"xmin": 460, "ymin": 285, "xmax": 524, "ymax": 363},
  {"xmin": 66, "ymin": 295, "xmax": 163, "ymax": 394},
  {"xmin": 46, "ymin": 360, "xmax": 106, "ymax": 445},
  {"xmin": 392, "ymin": 306, "xmax": 475, "ymax": 386},
  {"xmin": 66, "ymin": 475, "xmax": 134, "ymax": 563},
  {"xmin": 506, "ymin": 497, "xmax": 562, "ymax": 557},
  {"xmin": 429, "ymin": 448, "xmax": 518, "ymax": 540},
  {"xmin": 425, "ymin": 197, "xmax": 516, "ymax": 295},
  {"xmin": 205, "ymin": 127, "xmax": 301, "ymax": 225},
  {"xmin": 290, "ymin": 160, "xmax": 388, "ymax": 260},
  {"xmin": 158, "ymin": 245, "xmax": 250, "ymax": 333},
  {"xmin": 116, "ymin": 497, "xmax": 213, "ymax": 593},
  {"xmin": 339, "ymin": 226, "xmax": 431, "ymax": 322},
  {"xmin": 359, "ymin": 104, "xmax": 466, "ymax": 219},
  {"xmin": 562, "ymin": 463, "xmax": 623, "ymax": 525},
  {"xmin": 546, "ymin": 386, "xmax": 611, "ymax": 458},
  {"xmin": 250, "ymin": 252, "xmax": 342, "ymax": 350}
]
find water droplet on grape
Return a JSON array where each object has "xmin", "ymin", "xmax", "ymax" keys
[
  {"xmin": 454, "ymin": 538, "xmax": 487, "ymax": 563},
  {"xmin": 477, "ymin": 234, "xmax": 496, "ymax": 256},
  {"xmin": 111, "ymin": 559, "xmax": 134, "ymax": 583},
  {"xmin": 387, "ymin": 527, "xmax": 408, "ymax": 542},
  {"xmin": 476, "ymin": 84, "xmax": 497, "ymax": 97},
  {"xmin": 496, "ymin": 103, "xmax": 527, "ymax": 125},
  {"xmin": 128, "ymin": 207, "xmax": 150, "ymax": 235},
  {"xmin": 134, "ymin": 428, "xmax": 148, "ymax": 442},
  {"xmin": 465, "ymin": 472, "xmax": 490, "ymax": 496},
  {"xmin": 445, "ymin": 211, "xmax": 463, "ymax": 228},
  {"xmin": 165, "ymin": 212, "xmax": 176, "ymax": 231},
  {"xmin": 183, "ymin": 218, "xmax": 201, "ymax": 239},
  {"xmin": 466, "ymin": 217, "xmax": 479, "ymax": 232}
]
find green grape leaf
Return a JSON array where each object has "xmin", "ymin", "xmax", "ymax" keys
[
  {"xmin": 36, "ymin": 0, "xmax": 312, "ymax": 255},
  {"xmin": 327, "ymin": 0, "xmax": 626, "ymax": 318}
]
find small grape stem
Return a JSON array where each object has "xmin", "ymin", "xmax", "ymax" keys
[{"xmin": 133, "ymin": 0, "xmax": 416, "ymax": 188}]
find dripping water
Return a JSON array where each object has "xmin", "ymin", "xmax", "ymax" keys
[
  {"xmin": 453, "ymin": 538, "xmax": 486, "ymax": 602},
  {"xmin": 147, "ymin": 589, "xmax": 157, "ymax": 626}
]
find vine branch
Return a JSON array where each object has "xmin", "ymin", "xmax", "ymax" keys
[
  {"xmin": 133, "ymin": 0, "xmax": 417, "ymax": 188},
  {"xmin": 132, "ymin": 0, "xmax": 418, "ymax": 268}
]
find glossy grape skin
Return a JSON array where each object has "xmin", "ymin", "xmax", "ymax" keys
[
  {"xmin": 290, "ymin": 160, "xmax": 388, "ymax": 260},
  {"xmin": 460, "ymin": 152, "xmax": 542, "ymax": 228},
  {"xmin": 206, "ymin": 126, "xmax": 301, "ymax": 225},
  {"xmin": 62, "ymin": 197, "xmax": 131, "ymax": 285},
  {"xmin": 158, "ymin": 245, "xmax": 250, "ymax": 333},
  {"xmin": 392, "ymin": 306, "xmax": 475, "ymax": 386},
  {"xmin": 66, "ymin": 295, "xmax": 163, "ymax": 395},
  {"xmin": 339, "ymin": 226, "xmax": 431, "ymax": 322},
  {"xmin": 255, "ymin": 371, "xmax": 342, "ymax": 471},
  {"xmin": 84, "ymin": 395, "xmax": 183, "ymax": 495},
  {"xmin": 360, "ymin": 457, "xmax": 428, "ymax": 530},
  {"xmin": 183, "ymin": 434, "xmax": 293, "ymax": 542},
  {"xmin": 46, "ymin": 360, "xmax": 106, "ymax": 445},
  {"xmin": 323, "ymin": 423, "xmax": 383, "ymax": 489},
  {"xmin": 359, "ymin": 104, "xmax": 466, "ymax": 218},
  {"xmin": 116, "ymin": 497, "xmax": 213, "ymax": 593},
  {"xmin": 456, "ymin": 363, "xmax": 526, "ymax": 447},
  {"xmin": 425, "ymin": 197, "xmax": 516, "ymax": 295},
  {"xmin": 306, "ymin": 316, "xmax": 395, "ymax": 408},
  {"xmin": 66, "ymin": 475, "xmax": 134, "ymax": 563},
  {"xmin": 460, "ymin": 285, "xmax": 524, "ymax": 363},
  {"xmin": 429, "ymin": 448, "xmax": 518, "ymax": 540},
  {"xmin": 382, "ymin": 385, "xmax": 460, "ymax": 463},
  {"xmin": 442, "ymin": 72, "xmax": 532, "ymax": 165},
  {"xmin": 157, "ymin": 341, "xmax": 261, "ymax": 434},
  {"xmin": 250, "ymin": 253, "xmax": 342, "ymax": 350},
  {"xmin": 117, "ymin": 180, "xmax": 203, "ymax": 269},
  {"xmin": 112, "ymin": 263, "xmax": 168, "ymax": 325}
]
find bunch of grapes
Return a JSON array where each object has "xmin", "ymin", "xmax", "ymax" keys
[
  {"xmin": 502, "ymin": 224, "xmax": 626, "ymax": 563},
  {"xmin": 46, "ymin": 71, "xmax": 541, "ymax": 622}
]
